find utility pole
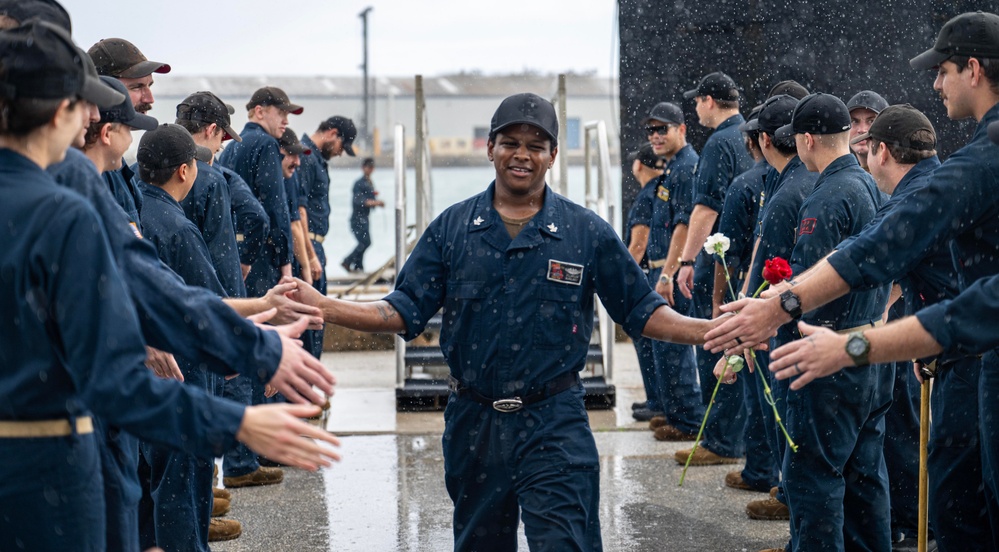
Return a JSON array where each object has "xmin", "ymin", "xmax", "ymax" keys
[{"xmin": 359, "ymin": 6, "xmax": 373, "ymax": 153}]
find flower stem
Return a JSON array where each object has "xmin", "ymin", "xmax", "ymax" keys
[
  {"xmin": 749, "ymin": 349, "xmax": 798, "ymax": 453},
  {"xmin": 679, "ymin": 363, "xmax": 729, "ymax": 486}
]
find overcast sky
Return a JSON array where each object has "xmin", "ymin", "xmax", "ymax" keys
[{"xmin": 62, "ymin": 0, "xmax": 618, "ymax": 77}]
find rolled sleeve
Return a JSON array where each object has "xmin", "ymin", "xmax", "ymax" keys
[{"xmin": 915, "ymin": 273, "xmax": 999, "ymax": 355}]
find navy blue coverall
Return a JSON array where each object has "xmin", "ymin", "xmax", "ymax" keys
[
  {"xmin": 212, "ymin": 162, "xmax": 272, "ymax": 478},
  {"xmin": 217, "ymin": 122, "xmax": 292, "ymax": 298},
  {"xmin": 829, "ymin": 104, "xmax": 999, "ymax": 551},
  {"xmin": 0, "ymin": 149, "xmax": 244, "ymax": 552},
  {"xmin": 623, "ymin": 176, "xmax": 662, "ymax": 413},
  {"xmin": 384, "ymin": 183, "xmax": 667, "ymax": 551},
  {"xmin": 700, "ymin": 158, "xmax": 767, "ymax": 460},
  {"xmin": 297, "ymin": 133, "xmax": 330, "ymax": 358},
  {"xmin": 216, "ymin": 163, "xmax": 270, "ymax": 270},
  {"xmin": 785, "ymin": 154, "xmax": 891, "ymax": 552},
  {"xmin": 648, "ymin": 144, "xmax": 703, "ymax": 434},
  {"xmin": 746, "ymin": 156, "xmax": 816, "ymax": 494},
  {"xmin": 46, "ymin": 148, "xmax": 282, "ymax": 550},
  {"xmin": 138, "ymin": 182, "xmax": 229, "ymax": 552},
  {"xmin": 344, "ymin": 174, "xmax": 377, "ymax": 271},
  {"xmin": 181, "ymin": 160, "xmax": 244, "ymax": 299},
  {"xmin": 105, "ymin": 157, "xmax": 143, "ymax": 227},
  {"xmin": 689, "ymin": 114, "xmax": 754, "ymax": 448}
]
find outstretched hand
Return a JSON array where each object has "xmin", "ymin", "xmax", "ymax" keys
[
  {"xmin": 263, "ymin": 281, "xmax": 323, "ymax": 329},
  {"xmin": 237, "ymin": 403, "xmax": 342, "ymax": 471},
  {"xmin": 768, "ymin": 321, "xmax": 851, "ymax": 390},
  {"xmin": 254, "ymin": 314, "xmax": 336, "ymax": 406},
  {"xmin": 145, "ymin": 346, "xmax": 184, "ymax": 382},
  {"xmin": 703, "ymin": 297, "xmax": 784, "ymax": 354}
]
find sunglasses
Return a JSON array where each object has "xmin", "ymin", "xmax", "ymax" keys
[{"xmin": 645, "ymin": 125, "xmax": 675, "ymax": 136}]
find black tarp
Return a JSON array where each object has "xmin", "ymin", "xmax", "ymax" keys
[{"xmin": 618, "ymin": 1, "xmax": 985, "ymax": 230}]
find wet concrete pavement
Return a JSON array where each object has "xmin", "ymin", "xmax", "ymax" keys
[{"xmin": 215, "ymin": 343, "xmax": 791, "ymax": 551}]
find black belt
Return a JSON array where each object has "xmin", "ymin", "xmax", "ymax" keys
[{"xmin": 448, "ymin": 372, "xmax": 579, "ymax": 413}]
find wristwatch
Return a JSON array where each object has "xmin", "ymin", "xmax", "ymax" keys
[
  {"xmin": 659, "ymin": 273, "xmax": 673, "ymax": 284},
  {"xmin": 845, "ymin": 331, "xmax": 871, "ymax": 366},
  {"xmin": 678, "ymin": 257, "xmax": 695, "ymax": 267},
  {"xmin": 779, "ymin": 289, "xmax": 802, "ymax": 320}
]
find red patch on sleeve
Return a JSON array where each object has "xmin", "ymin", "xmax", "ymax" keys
[{"xmin": 799, "ymin": 218, "xmax": 817, "ymax": 235}]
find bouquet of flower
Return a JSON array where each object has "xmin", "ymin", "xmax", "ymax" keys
[{"xmin": 679, "ymin": 234, "xmax": 797, "ymax": 486}]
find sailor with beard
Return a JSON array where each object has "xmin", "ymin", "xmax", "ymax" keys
[
  {"xmin": 87, "ymin": 37, "xmax": 170, "ymax": 228},
  {"xmin": 298, "ymin": 116, "xmax": 357, "ymax": 359}
]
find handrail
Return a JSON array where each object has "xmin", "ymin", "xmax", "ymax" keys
[
  {"xmin": 582, "ymin": 120, "xmax": 615, "ymax": 380},
  {"xmin": 394, "ymin": 123, "xmax": 407, "ymax": 388}
]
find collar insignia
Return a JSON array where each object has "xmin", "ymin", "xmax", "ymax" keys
[{"xmin": 473, "ymin": 216, "xmax": 484, "ymax": 226}]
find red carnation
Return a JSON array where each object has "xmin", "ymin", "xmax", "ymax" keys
[{"xmin": 763, "ymin": 257, "xmax": 792, "ymax": 285}]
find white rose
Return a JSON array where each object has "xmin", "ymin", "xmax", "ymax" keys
[
  {"xmin": 726, "ymin": 355, "xmax": 745, "ymax": 373},
  {"xmin": 703, "ymin": 233, "xmax": 731, "ymax": 256}
]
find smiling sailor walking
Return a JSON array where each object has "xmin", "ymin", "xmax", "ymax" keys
[{"xmin": 285, "ymin": 93, "xmax": 722, "ymax": 551}]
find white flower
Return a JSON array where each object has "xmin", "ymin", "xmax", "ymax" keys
[
  {"xmin": 726, "ymin": 355, "xmax": 745, "ymax": 373},
  {"xmin": 703, "ymin": 233, "xmax": 731, "ymax": 256}
]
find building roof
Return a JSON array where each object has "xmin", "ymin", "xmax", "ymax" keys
[{"xmin": 153, "ymin": 73, "xmax": 618, "ymax": 99}]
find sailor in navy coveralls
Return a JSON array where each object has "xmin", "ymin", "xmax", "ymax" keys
[{"xmin": 300, "ymin": 93, "xmax": 719, "ymax": 551}]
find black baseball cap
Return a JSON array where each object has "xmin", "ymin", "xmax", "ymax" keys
[
  {"xmin": 0, "ymin": 20, "xmax": 124, "ymax": 108},
  {"xmin": 775, "ymin": 93, "xmax": 851, "ymax": 139},
  {"xmin": 489, "ymin": 93, "xmax": 559, "ymax": 148},
  {"xmin": 847, "ymin": 90, "xmax": 889, "ymax": 114},
  {"xmin": 137, "ymin": 123, "xmax": 212, "ymax": 171},
  {"xmin": 643, "ymin": 102, "xmax": 684, "ymax": 126},
  {"xmin": 850, "ymin": 104, "xmax": 936, "ymax": 151},
  {"xmin": 742, "ymin": 95, "xmax": 799, "ymax": 134},
  {"xmin": 683, "ymin": 72, "xmax": 740, "ymax": 101},
  {"xmin": 319, "ymin": 116, "xmax": 357, "ymax": 156},
  {"xmin": 88, "ymin": 38, "xmax": 170, "ymax": 79},
  {"xmin": 767, "ymin": 80, "xmax": 809, "ymax": 100},
  {"xmin": 278, "ymin": 128, "xmax": 311, "ymax": 156},
  {"xmin": 911, "ymin": 11, "xmax": 999, "ymax": 70},
  {"xmin": 176, "ymin": 91, "xmax": 242, "ymax": 142},
  {"xmin": 738, "ymin": 103, "xmax": 764, "ymax": 132},
  {"xmin": 246, "ymin": 86, "xmax": 303, "ymax": 115},
  {"xmin": 98, "ymin": 76, "xmax": 157, "ymax": 130},
  {"xmin": 628, "ymin": 143, "xmax": 664, "ymax": 170},
  {"xmin": 0, "ymin": 0, "xmax": 72, "ymax": 32}
]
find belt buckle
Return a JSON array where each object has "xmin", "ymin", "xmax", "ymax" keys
[{"xmin": 492, "ymin": 398, "xmax": 523, "ymax": 413}]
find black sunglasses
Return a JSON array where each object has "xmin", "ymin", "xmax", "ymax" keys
[{"xmin": 645, "ymin": 125, "xmax": 674, "ymax": 136}]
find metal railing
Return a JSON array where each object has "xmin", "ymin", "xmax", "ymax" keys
[
  {"xmin": 583, "ymin": 120, "xmax": 616, "ymax": 380},
  {"xmin": 394, "ymin": 123, "xmax": 407, "ymax": 388}
]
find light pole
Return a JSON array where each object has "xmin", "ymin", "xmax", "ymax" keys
[{"xmin": 359, "ymin": 6, "xmax": 372, "ymax": 154}]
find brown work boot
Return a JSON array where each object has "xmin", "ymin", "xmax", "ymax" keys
[
  {"xmin": 212, "ymin": 486, "xmax": 231, "ymax": 501},
  {"xmin": 724, "ymin": 470, "xmax": 763, "ymax": 492},
  {"xmin": 653, "ymin": 424, "xmax": 697, "ymax": 441},
  {"xmin": 212, "ymin": 497, "xmax": 230, "ymax": 517},
  {"xmin": 649, "ymin": 416, "xmax": 668, "ymax": 430},
  {"xmin": 746, "ymin": 487, "xmax": 789, "ymax": 520},
  {"xmin": 223, "ymin": 466, "xmax": 283, "ymax": 488},
  {"xmin": 674, "ymin": 446, "xmax": 741, "ymax": 466},
  {"xmin": 208, "ymin": 518, "xmax": 242, "ymax": 542}
]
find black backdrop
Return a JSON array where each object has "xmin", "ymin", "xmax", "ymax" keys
[{"xmin": 617, "ymin": 0, "xmax": 985, "ymax": 232}]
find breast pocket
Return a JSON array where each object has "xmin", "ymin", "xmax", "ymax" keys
[
  {"xmin": 535, "ymin": 284, "xmax": 586, "ymax": 350},
  {"xmin": 443, "ymin": 280, "xmax": 488, "ymax": 344}
]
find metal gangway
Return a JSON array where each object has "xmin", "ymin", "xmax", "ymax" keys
[{"xmin": 393, "ymin": 75, "xmax": 617, "ymax": 411}]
